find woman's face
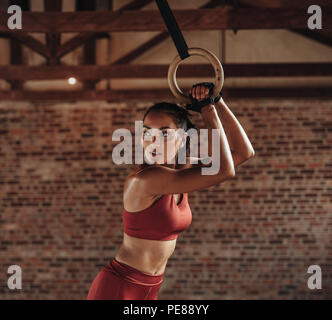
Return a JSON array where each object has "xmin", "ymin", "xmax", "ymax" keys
[{"xmin": 142, "ymin": 111, "xmax": 185, "ymax": 165}]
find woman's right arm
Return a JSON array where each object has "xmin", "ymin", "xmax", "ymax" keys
[{"xmin": 130, "ymin": 102, "xmax": 235, "ymax": 196}]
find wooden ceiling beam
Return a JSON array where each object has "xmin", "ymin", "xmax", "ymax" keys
[
  {"xmin": 0, "ymin": 31, "xmax": 51, "ymax": 59},
  {"xmin": 113, "ymin": 0, "xmax": 221, "ymax": 65},
  {"xmin": 55, "ymin": 0, "xmax": 153, "ymax": 59},
  {"xmin": 44, "ymin": 0, "xmax": 62, "ymax": 65},
  {"xmin": 290, "ymin": 29, "xmax": 332, "ymax": 48},
  {"xmin": 238, "ymin": 0, "xmax": 332, "ymax": 8},
  {"xmin": 118, "ymin": 0, "xmax": 154, "ymax": 11},
  {"xmin": 56, "ymin": 32, "xmax": 109, "ymax": 59},
  {"xmin": 78, "ymin": 0, "xmax": 97, "ymax": 90},
  {"xmin": 2, "ymin": 8, "xmax": 331, "ymax": 32},
  {"xmin": 0, "ymin": 63, "xmax": 331, "ymax": 80},
  {"xmin": 8, "ymin": 0, "xmax": 29, "ymax": 90},
  {"xmin": 112, "ymin": 32, "xmax": 169, "ymax": 65},
  {"xmin": 238, "ymin": 0, "xmax": 332, "ymax": 48},
  {"xmin": 0, "ymin": 87, "xmax": 331, "ymax": 101},
  {"xmin": 9, "ymin": 38, "xmax": 23, "ymax": 90}
]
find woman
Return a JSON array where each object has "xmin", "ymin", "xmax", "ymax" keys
[{"xmin": 87, "ymin": 83, "xmax": 255, "ymax": 300}]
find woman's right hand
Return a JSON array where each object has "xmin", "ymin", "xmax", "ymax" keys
[
  {"xmin": 189, "ymin": 83, "xmax": 211, "ymax": 102},
  {"xmin": 187, "ymin": 82, "xmax": 216, "ymax": 113}
]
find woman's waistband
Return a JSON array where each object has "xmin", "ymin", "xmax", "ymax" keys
[{"xmin": 105, "ymin": 258, "xmax": 164, "ymax": 286}]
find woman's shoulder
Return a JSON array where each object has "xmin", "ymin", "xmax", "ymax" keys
[
  {"xmin": 127, "ymin": 165, "xmax": 158, "ymax": 178},
  {"xmin": 127, "ymin": 158, "xmax": 202, "ymax": 177},
  {"xmin": 124, "ymin": 165, "xmax": 159, "ymax": 192},
  {"xmin": 123, "ymin": 165, "xmax": 163, "ymax": 212}
]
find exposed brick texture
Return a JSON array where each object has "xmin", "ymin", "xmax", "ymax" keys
[{"xmin": 0, "ymin": 99, "xmax": 331, "ymax": 299}]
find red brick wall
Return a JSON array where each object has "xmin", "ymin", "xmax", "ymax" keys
[{"xmin": 0, "ymin": 99, "xmax": 331, "ymax": 299}]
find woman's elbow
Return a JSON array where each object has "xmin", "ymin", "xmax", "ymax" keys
[
  {"xmin": 220, "ymin": 167, "xmax": 236, "ymax": 181},
  {"xmin": 215, "ymin": 170, "xmax": 235, "ymax": 184},
  {"xmin": 228, "ymin": 168, "xmax": 236, "ymax": 178},
  {"xmin": 248, "ymin": 148, "xmax": 255, "ymax": 158}
]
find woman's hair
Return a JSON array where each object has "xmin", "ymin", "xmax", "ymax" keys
[{"xmin": 142, "ymin": 102, "xmax": 196, "ymax": 164}]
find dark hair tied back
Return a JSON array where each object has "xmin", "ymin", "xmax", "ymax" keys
[{"xmin": 142, "ymin": 102, "xmax": 196, "ymax": 133}]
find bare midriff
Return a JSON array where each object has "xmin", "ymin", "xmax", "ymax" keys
[{"xmin": 115, "ymin": 233, "xmax": 177, "ymax": 275}]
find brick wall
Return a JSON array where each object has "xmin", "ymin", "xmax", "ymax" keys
[{"xmin": 0, "ymin": 99, "xmax": 331, "ymax": 299}]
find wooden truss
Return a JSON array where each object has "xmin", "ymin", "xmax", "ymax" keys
[{"xmin": 0, "ymin": 0, "xmax": 331, "ymax": 100}]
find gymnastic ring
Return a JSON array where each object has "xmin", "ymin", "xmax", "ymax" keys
[{"xmin": 168, "ymin": 47, "xmax": 224, "ymax": 104}]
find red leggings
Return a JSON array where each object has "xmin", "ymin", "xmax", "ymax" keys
[{"xmin": 87, "ymin": 258, "xmax": 164, "ymax": 300}]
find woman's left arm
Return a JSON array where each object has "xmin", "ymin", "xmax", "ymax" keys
[{"xmin": 215, "ymin": 97, "xmax": 255, "ymax": 168}]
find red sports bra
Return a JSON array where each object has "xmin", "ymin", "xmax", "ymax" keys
[{"xmin": 123, "ymin": 193, "xmax": 192, "ymax": 241}]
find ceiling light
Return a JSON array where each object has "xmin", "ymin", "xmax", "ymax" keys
[{"xmin": 68, "ymin": 77, "xmax": 77, "ymax": 85}]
